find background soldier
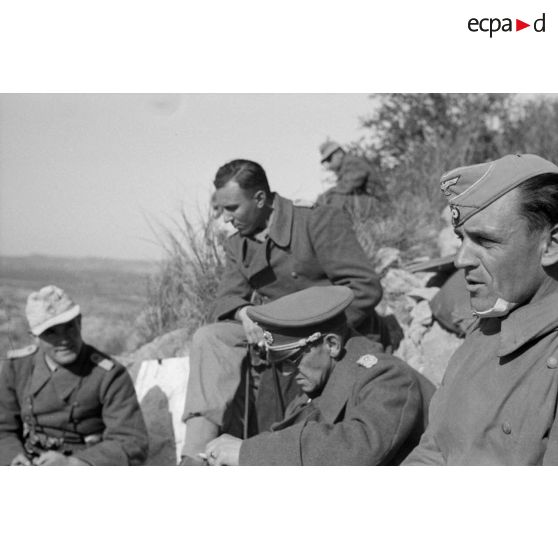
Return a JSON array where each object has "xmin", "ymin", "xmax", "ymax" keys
[
  {"xmin": 0, "ymin": 285, "xmax": 148, "ymax": 465},
  {"xmin": 317, "ymin": 140, "xmax": 389, "ymax": 218},
  {"xmin": 404, "ymin": 154, "xmax": 558, "ymax": 465}
]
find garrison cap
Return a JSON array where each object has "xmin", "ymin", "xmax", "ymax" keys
[
  {"xmin": 440, "ymin": 153, "xmax": 558, "ymax": 228},
  {"xmin": 26, "ymin": 285, "xmax": 81, "ymax": 336},
  {"xmin": 319, "ymin": 140, "xmax": 343, "ymax": 163},
  {"xmin": 247, "ymin": 286, "xmax": 354, "ymax": 362}
]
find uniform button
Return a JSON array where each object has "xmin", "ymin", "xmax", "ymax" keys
[
  {"xmin": 547, "ymin": 357, "xmax": 558, "ymax": 369},
  {"xmin": 502, "ymin": 422, "xmax": 512, "ymax": 435},
  {"xmin": 291, "ymin": 271, "xmax": 298, "ymax": 278}
]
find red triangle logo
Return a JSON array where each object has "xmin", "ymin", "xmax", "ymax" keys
[{"xmin": 516, "ymin": 19, "xmax": 530, "ymax": 31}]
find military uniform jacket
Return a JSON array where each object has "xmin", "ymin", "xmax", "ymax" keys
[
  {"xmin": 317, "ymin": 154, "xmax": 389, "ymax": 213},
  {"xmin": 239, "ymin": 336, "xmax": 429, "ymax": 465},
  {"xmin": 0, "ymin": 344, "xmax": 148, "ymax": 466},
  {"xmin": 404, "ymin": 287, "xmax": 558, "ymax": 465},
  {"xmin": 213, "ymin": 194, "xmax": 383, "ymax": 336}
]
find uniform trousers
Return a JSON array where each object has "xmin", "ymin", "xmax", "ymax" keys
[{"xmin": 182, "ymin": 321, "xmax": 251, "ymax": 430}]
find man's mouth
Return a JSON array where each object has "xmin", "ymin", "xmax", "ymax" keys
[
  {"xmin": 55, "ymin": 345, "xmax": 75, "ymax": 353},
  {"xmin": 465, "ymin": 276, "xmax": 484, "ymax": 290},
  {"xmin": 295, "ymin": 374, "xmax": 307, "ymax": 385}
]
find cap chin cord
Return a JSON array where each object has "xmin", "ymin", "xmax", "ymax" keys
[
  {"xmin": 265, "ymin": 331, "xmax": 322, "ymax": 353},
  {"xmin": 472, "ymin": 297, "xmax": 519, "ymax": 318}
]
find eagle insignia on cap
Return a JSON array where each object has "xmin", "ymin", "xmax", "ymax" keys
[
  {"xmin": 263, "ymin": 331, "xmax": 274, "ymax": 346},
  {"xmin": 450, "ymin": 206, "xmax": 460, "ymax": 225},
  {"xmin": 440, "ymin": 176, "xmax": 460, "ymax": 195},
  {"xmin": 357, "ymin": 354, "xmax": 378, "ymax": 369}
]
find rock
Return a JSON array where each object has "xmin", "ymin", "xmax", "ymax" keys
[
  {"xmin": 122, "ymin": 328, "xmax": 190, "ymax": 382},
  {"xmin": 410, "ymin": 300, "xmax": 433, "ymax": 327},
  {"xmin": 374, "ymin": 247, "xmax": 401, "ymax": 275},
  {"xmin": 407, "ymin": 287, "xmax": 440, "ymax": 302},
  {"xmin": 134, "ymin": 357, "xmax": 190, "ymax": 465},
  {"xmin": 382, "ymin": 268, "xmax": 426, "ymax": 295}
]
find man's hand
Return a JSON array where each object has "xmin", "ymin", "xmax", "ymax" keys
[
  {"xmin": 236, "ymin": 306, "xmax": 265, "ymax": 346},
  {"xmin": 33, "ymin": 451, "xmax": 88, "ymax": 466},
  {"xmin": 11, "ymin": 453, "xmax": 32, "ymax": 466},
  {"xmin": 205, "ymin": 434, "xmax": 242, "ymax": 466}
]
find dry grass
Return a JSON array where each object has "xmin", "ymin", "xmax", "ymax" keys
[{"xmin": 138, "ymin": 207, "xmax": 226, "ymax": 342}]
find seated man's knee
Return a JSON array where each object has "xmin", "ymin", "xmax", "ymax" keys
[{"xmin": 192, "ymin": 322, "xmax": 244, "ymax": 348}]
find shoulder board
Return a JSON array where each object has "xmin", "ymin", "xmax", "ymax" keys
[
  {"xmin": 293, "ymin": 199, "xmax": 315, "ymax": 208},
  {"xmin": 90, "ymin": 353, "xmax": 115, "ymax": 371},
  {"xmin": 7, "ymin": 345, "xmax": 38, "ymax": 359},
  {"xmin": 357, "ymin": 354, "xmax": 378, "ymax": 369}
]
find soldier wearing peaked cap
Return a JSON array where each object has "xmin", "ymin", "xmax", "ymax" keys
[
  {"xmin": 0, "ymin": 285, "xmax": 148, "ymax": 466},
  {"xmin": 203, "ymin": 286, "xmax": 433, "ymax": 466},
  {"xmin": 404, "ymin": 153, "xmax": 558, "ymax": 465}
]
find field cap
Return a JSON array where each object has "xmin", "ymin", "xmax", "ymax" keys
[
  {"xmin": 440, "ymin": 153, "xmax": 558, "ymax": 227},
  {"xmin": 26, "ymin": 285, "xmax": 81, "ymax": 336},
  {"xmin": 247, "ymin": 286, "xmax": 354, "ymax": 362},
  {"xmin": 319, "ymin": 140, "xmax": 343, "ymax": 163}
]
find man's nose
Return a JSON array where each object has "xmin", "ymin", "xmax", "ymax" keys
[{"xmin": 454, "ymin": 238, "xmax": 476, "ymax": 269}]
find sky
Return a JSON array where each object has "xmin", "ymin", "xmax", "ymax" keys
[{"xmin": 0, "ymin": 94, "xmax": 375, "ymax": 261}]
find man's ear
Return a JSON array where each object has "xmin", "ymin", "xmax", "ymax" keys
[
  {"xmin": 254, "ymin": 190, "xmax": 267, "ymax": 208},
  {"xmin": 541, "ymin": 224, "xmax": 558, "ymax": 267},
  {"xmin": 324, "ymin": 333, "xmax": 342, "ymax": 359}
]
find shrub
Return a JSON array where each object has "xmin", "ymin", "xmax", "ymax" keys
[{"xmin": 138, "ymin": 207, "xmax": 226, "ymax": 343}]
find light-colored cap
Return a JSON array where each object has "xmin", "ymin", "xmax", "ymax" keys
[
  {"xmin": 440, "ymin": 153, "xmax": 558, "ymax": 227},
  {"xmin": 26, "ymin": 285, "xmax": 81, "ymax": 336},
  {"xmin": 319, "ymin": 140, "xmax": 343, "ymax": 163}
]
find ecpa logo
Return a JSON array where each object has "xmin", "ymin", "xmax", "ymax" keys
[{"xmin": 468, "ymin": 13, "xmax": 546, "ymax": 37}]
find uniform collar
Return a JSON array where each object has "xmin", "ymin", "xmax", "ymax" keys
[
  {"xmin": 314, "ymin": 336, "xmax": 371, "ymax": 422},
  {"xmin": 498, "ymin": 285, "xmax": 558, "ymax": 357},
  {"xmin": 266, "ymin": 193, "xmax": 293, "ymax": 248},
  {"xmin": 31, "ymin": 345, "xmax": 89, "ymax": 400},
  {"xmin": 30, "ymin": 348, "xmax": 52, "ymax": 396}
]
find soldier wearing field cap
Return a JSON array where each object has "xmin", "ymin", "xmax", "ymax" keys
[
  {"xmin": 0, "ymin": 285, "xmax": 148, "ymax": 465},
  {"xmin": 203, "ymin": 286, "xmax": 433, "ymax": 466},
  {"xmin": 317, "ymin": 139, "xmax": 388, "ymax": 218},
  {"xmin": 404, "ymin": 153, "xmax": 558, "ymax": 465}
]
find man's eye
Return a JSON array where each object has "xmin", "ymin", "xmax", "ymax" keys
[{"xmin": 474, "ymin": 235, "xmax": 496, "ymax": 247}]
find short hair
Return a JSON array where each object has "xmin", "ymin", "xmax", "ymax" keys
[
  {"xmin": 213, "ymin": 159, "xmax": 271, "ymax": 195},
  {"xmin": 516, "ymin": 173, "xmax": 558, "ymax": 232}
]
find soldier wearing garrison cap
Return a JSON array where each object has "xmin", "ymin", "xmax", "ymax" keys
[
  {"xmin": 0, "ymin": 286, "xmax": 148, "ymax": 465},
  {"xmin": 203, "ymin": 286, "xmax": 433, "ymax": 466},
  {"xmin": 181, "ymin": 159, "xmax": 390, "ymax": 463},
  {"xmin": 405, "ymin": 153, "xmax": 558, "ymax": 465},
  {"xmin": 317, "ymin": 139, "xmax": 389, "ymax": 219}
]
